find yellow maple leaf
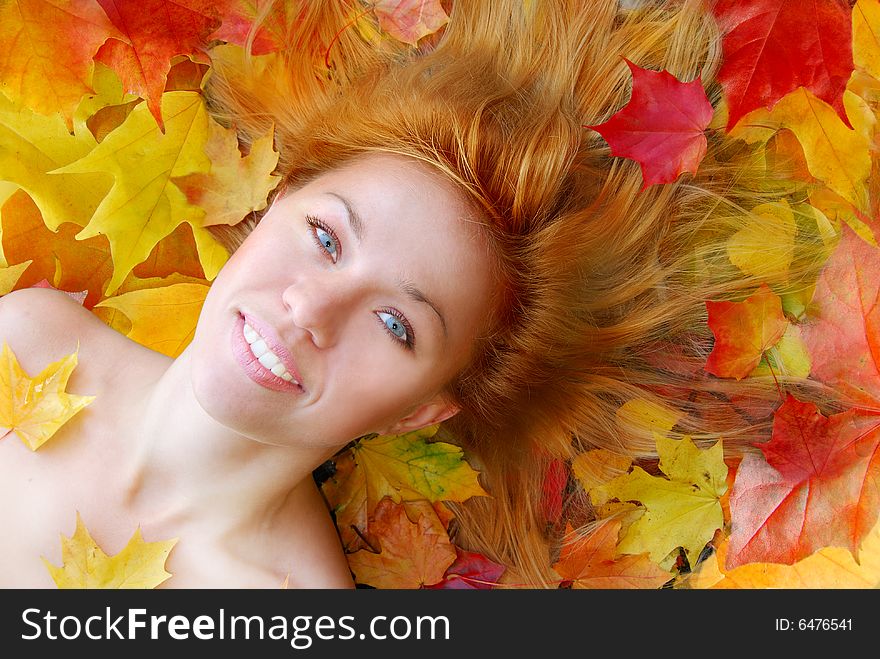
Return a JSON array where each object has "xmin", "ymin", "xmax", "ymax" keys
[
  {"xmin": 43, "ymin": 512, "xmax": 178, "ymax": 589},
  {"xmin": 854, "ymin": 0, "xmax": 880, "ymax": 83},
  {"xmin": 591, "ymin": 435, "xmax": 727, "ymax": 569},
  {"xmin": 174, "ymin": 125, "xmax": 281, "ymax": 227},
  {"xmin": 0, "ymin": 342, "xmax": 94, "ymax": 450},
  {"xmin": 730, "ymin": 88, "xmax": 874, "ymax": 213},
  {"xmin": 95, "ymin": 282, "xmax": 209, "ymax": 357},
  {"xmin": 0, "ymin": 261, "xmax": 32, "ymax": 295},
  {"xmin": 748, "ymin": 323, "xmax": 811, "ymax": 379},
  {"xmin": 688, "ymin": 517, "xmax": 880, "ymax": 589},
  {"xmin": 727, "ymin": 200, "xmax": 797, "ymax": 282},
  {"xmin": 53, "ymin": 91, "xmax": 217, "ymax": 294}
]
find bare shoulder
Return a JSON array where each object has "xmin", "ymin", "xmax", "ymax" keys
[
  {"xmin": 276, "ymin": 478, "xmax": 355, "ymax": 589},
  {"xmin": 0, "ymin": 287, "xmax": 166, "ymax": 382}
]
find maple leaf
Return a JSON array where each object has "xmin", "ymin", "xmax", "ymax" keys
[
  {"xmin": 586, "ymin": 59, "xmax": 714, "ymax": 190},
  {"xmin": 0, "ymin": 342, "xmax": 94, "ymax": 450},
  {"xmin": 52, "ymin": 91, "xmax": 217, "ymax": 294},
  {"xmin": 591, "ymin": 435, "xmax": 728, "ymax": 567},
  {"xmin": 553, "ymin": 521, "xmax": 670, "ymax": 589},
  {"xmin": 0, "ymin": 93, "xmax": 112, "ymax": 233},
  {"xmin": 540, "ymin": 458, "xmax": 568, "ymax": 524},
  {"xmin": 726, "ymin": 200, "xmax": 797, "ymax": 282},
  {"xmin": 704, "ymin": 282, "xmax": 789, "ymax": 380},
  {"xmin": 572, "ymin": 449, "xmax": 633, "ymax": 503},
  {"xmin": 372, "ymin": 0, "xmax": 451, "ymax": 46},
  {"xmin": 322, "ymin": 425, "xmax": 487, "ymax": 551},
  {"xmin": 747, "ymin": 323, "xmax": 811, "ymax": 379},
  {"xmin": 347, "ymin": 497, "xmax": 456, "ymax": 588},
  {"xmin": 1, "ymin": 190, "xmax": 113, "ymax": 307},
  {"xmin": 0, "ymin": 261, "xmax": 31, "ymax": 295},
  {"xmin": 43, "ymin": 512, "xmax": 177, "ymax": 588},
  {"xmin": 729, "ymin": 88, "xmax": 873, "ymax": 213},
  {"xmin": 726, "ymin": 394, "xmax": 880, "ymax": 568},
  {"xmin": 809, "ymin": 186, "xmax": 880, "ymax": 249},
  {"xmin": 0, "ymin": 0, "xmax": 122, "ymax": 127},
  {"xmin": 94, "ymin": 0, "xmax": 222, "ymax": 130},
  {"xmin": 801, "ymin": 223, "xmax": 880, "ymax": 410},
  {"xmin": 424, "ymin": 547, "xmax": 507, "ymax": 590},
  {"xmin": 211, "ymin": 0, "xmax": 282, "ymax": 55},
  {"xmin": 94, "ymin": 281, "xmax": 209, "ymax": 357},
  {"xmin": 173, "ymin": 126, "xmax": 281, "ymax": 227},
  {"xmin": 690, "ymin": 517, "xmax": 880, "ymax": 589},
  {"xmin": 710, "ymin": 0, "xmax": 854, "ymax": 132}
]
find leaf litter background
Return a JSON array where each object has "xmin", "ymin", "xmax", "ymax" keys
[{"xmin": 1, "ymin": 0, "xmax": 880, "ymax": 589}]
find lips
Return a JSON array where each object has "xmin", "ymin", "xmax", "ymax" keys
[{"xmin": 231, "ymin": 312, "xmax": 304, "ymax": 394}]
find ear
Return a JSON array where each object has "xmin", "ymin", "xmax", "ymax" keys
[{"xmin": 379, "ymin": 395, "xmax": 461, "ymax": 436}]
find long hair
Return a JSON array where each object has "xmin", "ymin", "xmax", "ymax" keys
[{"xmin": 206, "ymin": 0, "xmax": 842, "ymax": 586}]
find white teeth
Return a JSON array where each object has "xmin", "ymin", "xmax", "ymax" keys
[
  {"xmin": 258, "ymin": 351, "xmax": 280, "ymax": 369},
  {"xmin": 242, "ymin": 319, "xmax": 299, "ymax": 385},
  {"xmin": 250, "ymin": 338, "xmax": 268, "ymax": 358}
]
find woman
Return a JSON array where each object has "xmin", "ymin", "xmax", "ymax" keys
[{"xmin": 0, "ymin": 0, "xmax": 834, "ymax": 587}]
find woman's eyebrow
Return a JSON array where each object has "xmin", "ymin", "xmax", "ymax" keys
[
  {"xmin": 401, "ymin": 280, "xmax": 448, "ymax": 339},
  {"xmin": 326, "ymin": 191, "xmax": 365, "ymax": 243}
]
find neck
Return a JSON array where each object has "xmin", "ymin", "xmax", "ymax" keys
[{"xmin": 118, "ymin": 349, "xmax": 333, "ymax": 537}]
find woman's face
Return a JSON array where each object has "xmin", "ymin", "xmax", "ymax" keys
[{"xmin": 189, "ymin": 153, "xmax": 496, "ymax": 452}]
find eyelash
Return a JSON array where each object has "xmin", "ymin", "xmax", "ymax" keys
[{"xmin": 305, "ymin": 215, "xmax": 416, "ymax": 351}]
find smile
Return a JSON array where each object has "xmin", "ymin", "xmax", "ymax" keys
[{"xmin": 232, "ymin": 313, "xmax": 304, "ymax": 393}]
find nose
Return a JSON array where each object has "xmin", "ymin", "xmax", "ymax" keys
[{"xmin": 281, "ymin": 272, "xmax": 358, "ymax": 348}]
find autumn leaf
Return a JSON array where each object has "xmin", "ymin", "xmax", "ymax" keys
[
  {"xmin": 809, "ymin": 186, "xmax": 879, "ymax": 248},
  {"xmin": 591, "ymin": 435, "xmax": 728, "ymax": 567},
  {"xmin": 730, "ymin": 88, "xmax": 874, "ymax": 213},
  {"xmin": 727, "ymin": 200, "xmax": 797, "ymax": 282},
  {"xmin": 94, "ymin": 282, "xmax": 209, "ymax": 357},
  {"xmin": 801, "ymin": 223, "xmax": 880, "ymax": 410},
  {"xmin": 690, "ymin": 517, "xmax": 880, "ymax": 588},
  {"xmin": 53, "ymin": 91, "xmax": 217, "ymax": 293},
  {"xmin": 727, "ymin": 393, "xmax": 880, "ymax": 568},
  {"xmin": 347, "ymin": 497, "xmax": 456, "ymax": 588},
  {"xmin": 553, "ymin": 521, "xmax": 670, "ymax": 589},
  {"xmin": 586, "ymin": 59, "xmax": 714, "ymax": 189},
  {"xmin": 0, "ymin": 93, "xmax": 112, "ymax": 233},
  {"xmin": 854, "ymin": 0, "xmax": 880, "ymax": 83},
  {"xmin": 704, "ymin": 282, "xmax": 789, "ymax": 380},
  {"xmin": 372, "ymin": 0, "xmax": 451, "ymax": 46},
  {"xmin": 322, "ymin": 425, "xmax": 487, "ymax": 551},
  {"xmin": 43, "ymin": 512, "xmax": 177, "ymax": 588},
  {"xmin": 572, "ymin": 449, "xmax": 633, "ymax": 503},
  {"xmin": 0, "ymin": 190, "xmax": 113, "ymax": 307},
  {"xmin": 711, "ymin": 0, "xmax": 854, "ymax": 131},
  {"xmin": 748, "ymin": 323, "xmax": 811, "ymax": 379},
  {"xmin": 540, "ymin": 458, "xmax": 568, "ymax": 524},
  {"xmin": 424, "ymin": 547, "xmax": 507, "ymax": 590},
  {"xmin": 0, "ymin": 0, "xmax": 122, "ymax": 127},
  {"xmin": 0, "ymin": 342, "xmax": 94, "ymax": 450},
  {"xmin": 173, "ymin": 126, "xmax": 280, "ymax": 227},
  {"xmin": 0, "ymin": 261, "xmax": 31, "ymax": 295},
  {"xmin": 211, "ymin": 0, "xmax": 283, "ymax": 55},
  {"xmin": 94, "ymin": 0, "xmax": 221, "ymax": 130}
]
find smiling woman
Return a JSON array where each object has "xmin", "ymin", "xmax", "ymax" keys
[{"xmin": 0, "ymin": 0, "xmax": 849, "ymax": 589}]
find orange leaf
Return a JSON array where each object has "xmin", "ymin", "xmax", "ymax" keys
[
  {"xmin": 727, "ymin": 394, "xmax": 880, "ymax": 568},
  {"xmin": 1, "ymin": 190, "xmax": 112, "ymax": 308},
  {"xmin": 704, "ymin": 282, "xmax": 789, "ymax": 379},
  {"xmin": 802, "ymin": 223, "xmax": 880, "ymax": 409},
  {"xmin": 0, "ymin": 0, "xmax": 121, "ymax": 126},
  {"xmin": 94, "ymin": 0, "xmax": 221, "ymax": 129},
  {"xmin": 347, "ymin": 497, "xmax": 456, "ymax": 589},
  {"xmin": 553, "ymin": 521, "xmax": 670, "ymax": 589}
]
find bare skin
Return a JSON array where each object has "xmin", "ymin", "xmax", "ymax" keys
[
  {"xmin": 0, "ymin": 287, "xmax": 354, "ymax": 588},
  {"xmin": 0, "ymin": 154, "xmax": 496, "ymax": 588}
]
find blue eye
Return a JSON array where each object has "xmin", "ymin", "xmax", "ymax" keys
[
  {"xmin": 377, "ymin": 310, "xmax": 414, "ymax": 349},
  {"xmin": 306, "ymin": 216, "xmax": 340, "ymax": 263}
]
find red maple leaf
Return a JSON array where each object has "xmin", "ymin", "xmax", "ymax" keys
[
  {"xmin": 540, "ymin": 458, "xmax": 568, "ymax": 524},
  {"xmin": 727, "ymin": 394, "xmax": 880, "ymax": 568},
  {"xmin": 802, "ymin": 223, "xmax": 880, "ymax": 411},
  {"xmin": 710, "ymin": 0, "xmax": 854, "ymax": 131},
  {"xmin": 94, "ymin": 0, "xmax": 222, "ymax": 130},
  {"xmin": 423, "ymin": 547, "xmax": 507, "ymax": 589},
  {"xmin": 704, "ymin": 282, "xmax": 789, "ymax": 380},
  {"xmin": 586, "ymin": 59, "xmax": 713, "ymax": 190}
]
